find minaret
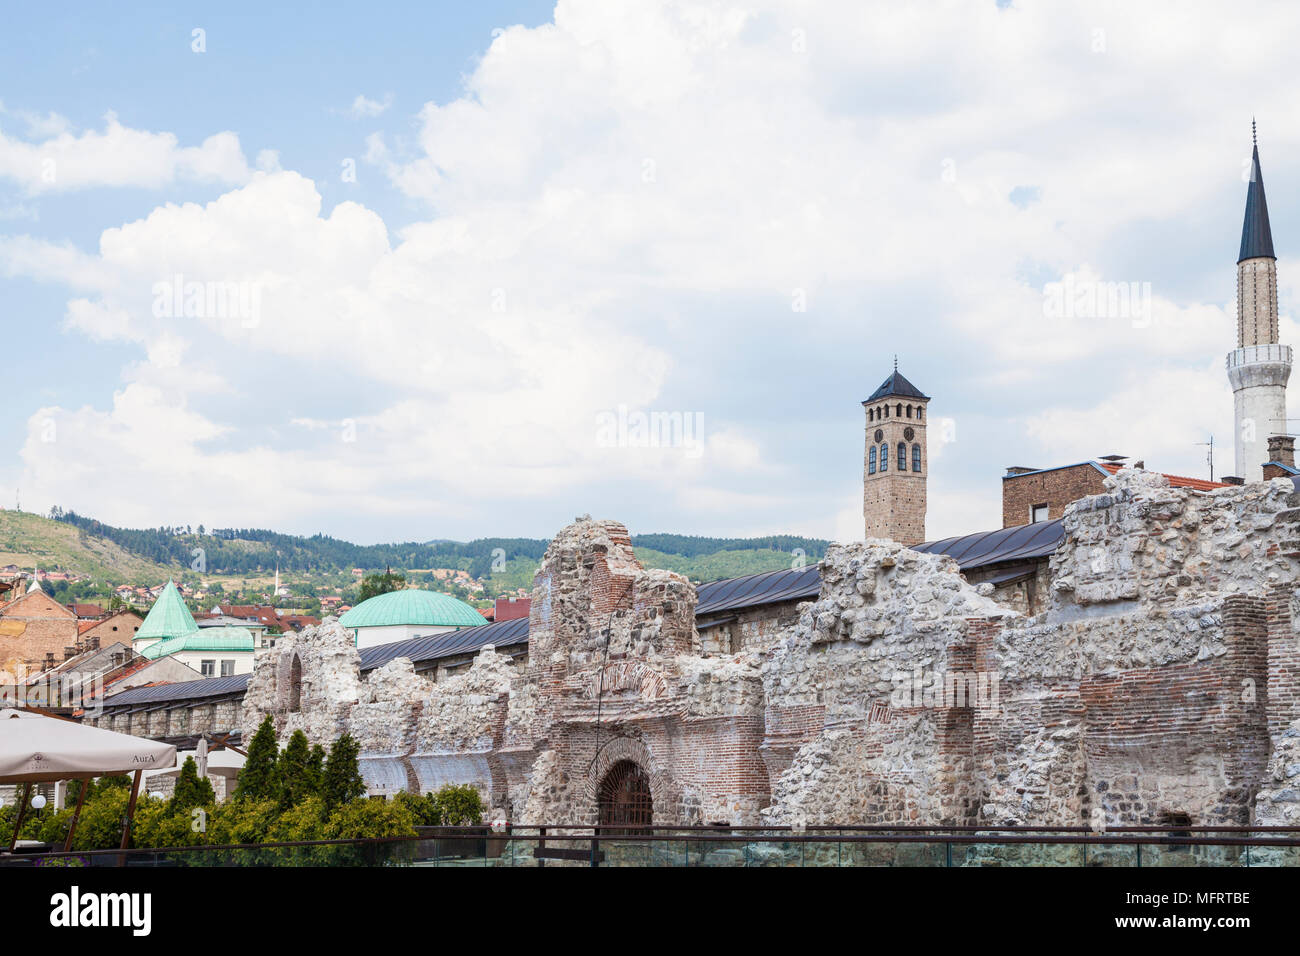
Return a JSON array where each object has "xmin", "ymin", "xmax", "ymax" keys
[
  {"xmin": 1228, "ymin": 122, "xmax": 1292, "ymax": 480},
  {"xmin": 863, "ymin": 362, "xmax": 929, "ymax": 545}
]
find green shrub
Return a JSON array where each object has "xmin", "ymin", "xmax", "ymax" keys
[
  {"xmin": 431, "ymin": 784, "xmax": 484, "ymax": 826},
  {"xmin": 324, "ymin": 798, "xmax": 417, "ymax": 840},
  {"xmin": 170, "ymin": 757, "xmax": 216, "ymax": 813},
  {"xmin": 68, "ymin": 788, "xmax": 129, "ymax": 851}
]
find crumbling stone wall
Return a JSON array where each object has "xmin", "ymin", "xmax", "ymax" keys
[{"xmin": 760, "ymin": 469, "xmax": 1296, "ymax": 829}]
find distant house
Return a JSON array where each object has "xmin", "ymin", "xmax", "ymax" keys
[
  {"xmin": 0, "ymin": 587, "xmax": 78, "ymax": 676},
  {"xmin": 135, "ymin": 581, "xmax": 258, "ymax": 677},
  {"xmin": 78, "ymin": 609, "xmax": 144, "ymax": 647},
  {"xmin": 64, "ymin": 602, "xmax": 105, "ymax": 620}
]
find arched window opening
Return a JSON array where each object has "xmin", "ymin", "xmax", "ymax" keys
[
  {"xmin": 912, "ymin": 443, "xmax": 922, "ymax": 472},
  {"xmin": 917, "ymin": 407, "xmax": 923, "ymax": 421},
  {"xmin": 868, "ymin": 408, "xmax": 874, "ymax": 422},
  {"xmin": 896, "ymin": 403, "xmax": 902, "ymax": 417},
  {"xmin": 879, "ymin": 443, "xmax": 888, "ymax": 470},
  {"xmin": 906, "ymin": 405, "xmax": 913, "ymax": 418},
  {"xmin": 897, "ymin": 442, "xmax": 906, "ymax": 471},
  {"xmin": 598, "ymin": 760, "xmax": 653, "ymax": 836},
  {"xmin": 288, "ymin": 654, "xmax": 303, "ymax": 713},
  {"xmin": 868, "ymin": 446, "xmax": 877, "ymax": 474}
]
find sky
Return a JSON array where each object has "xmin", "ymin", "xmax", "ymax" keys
[{"xmin": 2, "ymin": 0, "xmax": 1298, "ymax": 546}]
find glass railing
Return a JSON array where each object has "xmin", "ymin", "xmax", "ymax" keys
[{"xmin": 5, "ymin": 827, "xmax": 1299, "ymax": 868}]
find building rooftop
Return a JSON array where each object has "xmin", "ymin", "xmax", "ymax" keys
[
  {"xmin": 134, "ymin": 580, "xmax": 199, "ymax": 643},
  {"xmin": 141, "ymin": 627, "xmax": 257, "ymax": 660},
  {"xmin": 338, "ymin": 588, "xmax": 486, "ymax": 630},
  {"xmin": 863, "ymin": 369, "xmax": 929, "ymax": 404}
]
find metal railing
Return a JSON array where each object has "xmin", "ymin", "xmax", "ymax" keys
[{"xmin": 4, "ymin": 824, "xmax": 1299, "ymax": 867}]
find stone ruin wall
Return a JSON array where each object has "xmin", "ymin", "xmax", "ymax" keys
[
  {"xmin": 762, "ymin": 469, "xmax": 1300, "ymax": 829},
  {"xmin": 235, "ymin": 470, "xmax": 1300, "ymax": 829}
]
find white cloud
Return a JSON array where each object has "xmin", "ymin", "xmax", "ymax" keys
[
  {"xmin": 0, "ymin": 111, "xmax": 250, "ymax": 193},
  {"xmin": 347, "ymin": 94, "xmax": 393, "ymax": 119},
  {"xmin": 7, "ymin": 0, "xmax": 1298, "ymax": 541}
]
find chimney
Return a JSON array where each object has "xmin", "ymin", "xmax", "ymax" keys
[
  {"xmin": 1133, "ymin": 460, "xmax": 1145, "ymax": 469},
  {"xmin": 1004, "ymin": 466, "xmax": 1041, "ymax": 477},
  {"xmin": 1267, "ymin": 434, "xmax": 1296, "ymax": 468},
  {"xmin": 44, "ymin": 652, "xmax": 55, "ymax": 669},
  {"xmin": 1222, "ymin": 476, "xmax": 1246, "ymax": 486},
  {"xmin": 64, "ymin": 645, "xmax": 77, "ymax": 661}
]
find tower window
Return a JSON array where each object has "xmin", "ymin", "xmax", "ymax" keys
[
  {"xmin": 897, "ymin": 442, "xmax": 906, "ymax": 471},
  {"xmin": 912, "ymin": 444, "xmax": 921, "ymax": 472},
  {"xmin": 868, "ymin": 408, "xmax": 874, "ymax": 422},
  {"xmin": 906, "ymin": 405, "xmax": 912, "ymax": 418},
  {"xmin": 868, "ymin": 445, "xmax": 877, "ymax": 474},
  {"xmin": 896, "ymin": 403, "xmax": 902, "ymax": 417},
  {"xmin": 879, "ymin": 443, "xmax": 888, "ymax": 471},
  {"xmin": 917, "ymin": 407, "xmax": 923, "ymax": 421},
  {"xmin": 882, "ymin": 405, "xmax": 888, "ymax": 418}
]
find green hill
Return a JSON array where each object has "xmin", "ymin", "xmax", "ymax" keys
[
  {"xmin": 5, "ymin": 508, "xmax": 830, "ymax": 595},
  {"xmin": 0, "ymin": 510, "xmax": 171, "ymax": 582}
]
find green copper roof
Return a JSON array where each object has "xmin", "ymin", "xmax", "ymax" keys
[
  {"xmin": 338, "ymin": 589, "xmax": 486, "ymax": 630},
  {"xmin": 142, "ymin": 627, "xmax": 257, "ymax": 659},
  {"xmin": 134, "ymin": 580, "xmax": 200, "ymax": 643}
]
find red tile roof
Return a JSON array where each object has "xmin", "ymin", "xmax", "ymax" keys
[{"xmin": 1097, "ymin": 462, "xmax": 1229, "ymax": 492}]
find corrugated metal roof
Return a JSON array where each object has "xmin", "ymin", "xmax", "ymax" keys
[
  {"xmin": 357, "ymin": 616, "xmax": 528, "ymax": 670},
  {"xmin": 911, "ymin": 519, "xmax": 1064, "ymax": 571},
  {"xmin": 695, "ymin": 565, "xmax": 822, "ymax": 617},
  {"xmin": 104, "ymin": 672, "xmax": 252, "ymax": 707}
]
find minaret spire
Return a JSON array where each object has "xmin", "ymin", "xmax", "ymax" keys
[
  {"xmin": 1240, "ymin": 124, "xmax": 1276, "ymax": 263},
  {"xmin": 1227, "ymin": 121, "xmax": 1291, "ymax": 480}
]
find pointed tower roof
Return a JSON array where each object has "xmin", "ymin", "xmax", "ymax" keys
[
  {"xmin": 863, "ymin": 369, "xmax": 930, "ymax": 404},
  {"xmin": 1239, "ymin": 127, "xmax": 1276, "ymax": 262},
  {"xmin": 135, "ymin": 580, "xmax": 200, "ymax": 643}
]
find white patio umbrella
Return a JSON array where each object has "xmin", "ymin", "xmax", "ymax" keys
[{"xmin": 0, "ymin": 708, "xmax": 176, "ymax": 851}]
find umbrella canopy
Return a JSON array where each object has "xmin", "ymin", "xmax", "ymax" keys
[{"xmin": 0, "ymin": 709, "xmax": 176, "ymax": 783}]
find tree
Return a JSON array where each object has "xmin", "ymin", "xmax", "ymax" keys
[
  {"xmin": 357, "ymin": 571, "xmax": 405, "ymax": 603},
  {"xmin": 235, "ymin": 715, "xmax": 280, "ymax": 803},
  {"xmin": 278, "ymin": 730, "xmax": 319, "ymax": 808},
  {"xmin": 307, "ymin": 744, "xmax": 326, "ymax": 793},
  {"xmin": 170, "ymin": 756, "xmax": 215, "ymax": 813},
  {"xmin": 322, "ymin": 733, "xmax": 365, "ymax": 812}
]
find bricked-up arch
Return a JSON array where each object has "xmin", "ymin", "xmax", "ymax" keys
[
  {"xmin": 598, "ymin": 760, "xmax": 653, "ymax": 834},
  {"xmin": 287, "ymin": 654, "xmax": 302, "ymax": 713},
  {"xmin": 586, "ymin": 736, "xmax": 676, "ymax": 823}
]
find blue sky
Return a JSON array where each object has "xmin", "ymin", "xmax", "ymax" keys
[{"xmin": 2, "ymin": 1, "xmax": 1296, "ymax": 545}]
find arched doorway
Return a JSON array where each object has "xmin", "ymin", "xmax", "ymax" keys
[{"xmin": 597, "ymin": 760, "xmax": 653, "ymax": 834}]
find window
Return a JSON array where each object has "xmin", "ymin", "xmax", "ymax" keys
[
  {"xmin": 1030, "ymin": 504, "xmax": 1049, "ymax": 523},
  {"xmin": 868, "ymin": 445, "xmax": 877, "ymax": 474},
  {"xmin": 912, "ymin": 444, "xmax": 922, "ymax": 472},
  {"xmin": 917, "ymin": 407, "xmax": 923, "ymax": 421},
  {"xmin": 906, "ymin": 405, "xmax": 912, "ymax": 418},
  {"xmin": 897, "ymin": 442, "xmax": 907, "ymax": 471},
  {"xmin": 111, "ymin": 626, "xmax": 118, "ymax": 631},
  {"xmin": 868, "ymin": 408, "xmax": 874, "ymax": 421},
  {"xmin": 220, "ymin": 659, "xmax": 236, "ymax": 677},
  {"xmin": 896, "ymin": 403, "xmax": 902, "ymax": 417},
  {"xmin": 288, "ymin": 654, "xmax": 303, "ymax": 712},
  {"xmin": 879, "ymin": 443, "xmax": 888, "ymax": 470},
  {"xmin": 200, "ymin": 659, "xmax": 215, "ymax": 677}
]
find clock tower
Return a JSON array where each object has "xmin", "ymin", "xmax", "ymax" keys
[{"xmin": 863, "ymin": 365, "xmax": 930, "ymax": 545}]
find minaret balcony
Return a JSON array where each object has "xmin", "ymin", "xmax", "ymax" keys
[{"xmin": 1227, "ymin": 344, "xmax": 1292, "ymax": 370}]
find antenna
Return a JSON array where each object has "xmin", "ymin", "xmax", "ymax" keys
[{"xmin": 1195, "ymin": 436, "xmax": 1215, "ymax": 482}]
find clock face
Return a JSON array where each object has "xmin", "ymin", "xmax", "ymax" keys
[
  {"xmin": 904, "ymin": 427, "xmax": 915, "ymax": 441},
  {"xmin": 874, "ymin": 429, "xmax": 884, "ymax": 443}
]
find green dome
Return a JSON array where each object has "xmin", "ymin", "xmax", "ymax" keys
[{"xmin": 338, "ymin": 589, "xmax": 485, "ymax": 630}]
